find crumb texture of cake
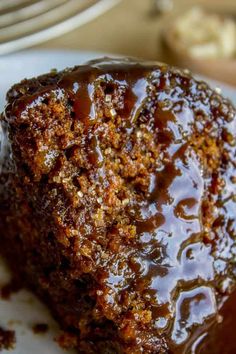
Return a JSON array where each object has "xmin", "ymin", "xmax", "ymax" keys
[{"xmin": 0, "ymin": 58, "xmax": 236, "ymax": 354}]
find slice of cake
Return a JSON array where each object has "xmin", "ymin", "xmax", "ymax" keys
[{"xmin": 0, "ymin": 58, "xmax": 236, "ymax": 353}]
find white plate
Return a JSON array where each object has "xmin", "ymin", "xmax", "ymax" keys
[{"xmin": 0, "ymin": 50, "xmax": 235, "ymax": 354}]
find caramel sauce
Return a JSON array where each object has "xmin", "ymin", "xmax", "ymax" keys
[{"xmin": 196, "ymin": 290, "xmax": 236, "ymax": 354}]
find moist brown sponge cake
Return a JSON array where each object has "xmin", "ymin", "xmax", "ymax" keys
[{"xmin": 0, "ymin": 58, "xmax": 236, "ymax": 353}]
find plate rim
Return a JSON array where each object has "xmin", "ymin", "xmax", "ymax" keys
[{"xmin": 0, "ymin": 49, "xmax": 235, "ymax": 106}]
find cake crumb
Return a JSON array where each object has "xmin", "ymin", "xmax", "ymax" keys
[
  {"xmin": 56, "ymin": 331, "xmax": 78, "ymax": 349},
  {"xmin": 0, "ymin": 326, "xmax": 16, "ymax": 351},
  {"xmin": 32, "ymin": 323, "xmax": 49, "ymax": 334},
  {"xmin": 0, "ymin": 280, "xmax": 21, "ymax": 300}
]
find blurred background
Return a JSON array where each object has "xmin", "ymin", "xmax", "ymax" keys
[{"xmin": 0, "ymin": 0, "xmax": 236, "ymax": 85}]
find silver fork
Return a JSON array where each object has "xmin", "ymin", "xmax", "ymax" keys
[{"xmin": 0, "ymin": 0, "xmax": 120, "ymax": 55}]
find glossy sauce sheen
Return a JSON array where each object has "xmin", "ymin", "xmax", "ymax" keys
[{"xmin": 2, "ymin": 58, "xmax": 236, "ymax": 353}]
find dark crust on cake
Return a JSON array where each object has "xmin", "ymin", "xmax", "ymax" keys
[{"xmin": 0, "ymin": 58, "xmax": 236, "ymax": 353}]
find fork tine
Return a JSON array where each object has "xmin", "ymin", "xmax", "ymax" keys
[
  {"xmin": 0, "ymin": 0, "xmax": 67, "ymax": 28},
  {"xmin": 0, "ymin": 0, "xmax": 121, "ymax": 55}
]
